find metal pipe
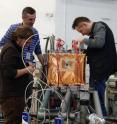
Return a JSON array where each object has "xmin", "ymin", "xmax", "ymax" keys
[
  {"xmin": 61, "ymin": 88, "xmax": 71, "ymax": 113},
  {"xmin": 38, "ymin": 89, "xmax": 51, "ymax": 119},
  {"xmin": 93, "ymin": 90, "xmax": 103, "ymax": 118}
]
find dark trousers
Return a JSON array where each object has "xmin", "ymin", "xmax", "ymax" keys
[
  {"xmin": 89, "ymin": 79, "xmax": 107, "ymax": 116},
  {"xmin": 1, "ymin": 97, "xmax": 25, "ymax": 124}
]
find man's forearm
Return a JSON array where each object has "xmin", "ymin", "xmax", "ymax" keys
[{"xmin": 37, "ymin": 54, "xmax": 44, "ymax": 65}]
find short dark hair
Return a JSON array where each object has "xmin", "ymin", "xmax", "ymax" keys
[
  {"xmin": 72, "ymin": 17, "xmax": 91, "ymax": 29},
  {"xmin": 22, "ymin": 7, "xmax": 36, "ymax": 16},
  {"xmin": 12, "ymin": 26, "xmax": 34, "ymax": 41}
]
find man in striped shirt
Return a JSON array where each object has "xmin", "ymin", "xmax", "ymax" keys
[{"xmin": 0, "ymin": 7, "xmax": 43, "ymax": 64}]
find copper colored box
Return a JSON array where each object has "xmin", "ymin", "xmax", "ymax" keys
[{"xmin": 47, "ymin": 53, "xmax": 86, "ymax": 86}]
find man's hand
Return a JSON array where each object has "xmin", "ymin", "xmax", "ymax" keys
[
  {"xmin": 27, "ymin": 62, "xmax": 35, "ymax": 73},
  {"xmin": 16, "ymin": 62, "xmax": 35, "ymax": 78},
  {"xmin": 37, "ymin": 54, "xmax": 44, "ymax": 65},
  {"xmin": 77, "ymin": 38, "xmax": 85, "ymax": 45}
]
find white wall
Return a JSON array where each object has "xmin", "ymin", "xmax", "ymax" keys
[
  {"xmin": 0, "ymin": 0, "xmax": 55, "ymax": 52},
  {"xmin": 55, "ymin": 0, "xmax": 117, "ymax": 47}
]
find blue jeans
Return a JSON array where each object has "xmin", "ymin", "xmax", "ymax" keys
[{"xmin": 89, "ymin": 79, "xmax": 107, "ymax": 116}]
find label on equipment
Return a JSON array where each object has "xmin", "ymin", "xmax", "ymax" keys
[{"xmin": 22, "ymin": 111, "xmax": 30, "ymax": 124}]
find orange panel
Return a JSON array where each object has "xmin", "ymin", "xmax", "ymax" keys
[{"xmin": 47, "ymin": 53, "xmax": 86, "ymax": 86}]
